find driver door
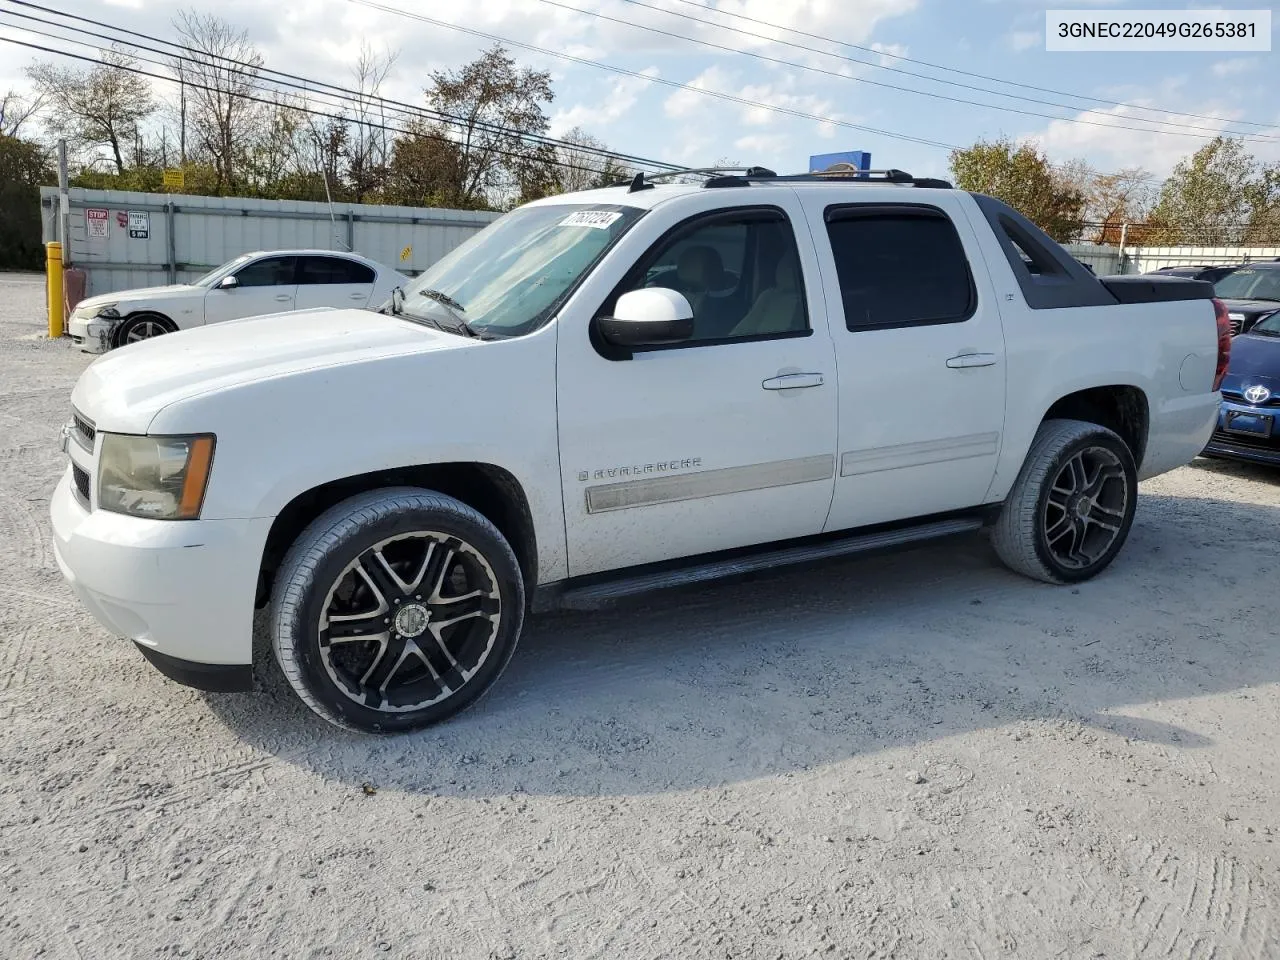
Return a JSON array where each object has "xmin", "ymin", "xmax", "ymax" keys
[
  {"xmin": 203, "ymin": 254, "xmax": 298, "ymax": 325},
  {"xmin": 555, "ymin": 195, "xmax": 839, "ymax": 577}
]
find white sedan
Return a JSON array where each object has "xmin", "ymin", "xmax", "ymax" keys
[{"xmin": 67, "ymin": 249, "xmax": 409, "ymax": 353}]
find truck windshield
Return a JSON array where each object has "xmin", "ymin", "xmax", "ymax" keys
[
  {"xmin": 397, "ymin": 203, "xmax": 644, "ymax": 338},
  {"xmin": 1215, "ymin": 268, "xmax": 1280, "ymax": 301}
]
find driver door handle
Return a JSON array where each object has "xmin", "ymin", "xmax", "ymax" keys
[
  {"xmin": 274, "ymin": 294, "xmax": 292, "ymax": 302},
  {"xmin": 763, "ymin": 372, "xmax": 824, "ymax": 390},
  {"xmin": 946, "ymin": 353, "xmax": 997, "ymax": 369}
]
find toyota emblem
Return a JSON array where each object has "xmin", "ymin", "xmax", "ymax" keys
[{"xmin": 1244, "ymin": 384, "xmax": 1272, "ymax": 405}]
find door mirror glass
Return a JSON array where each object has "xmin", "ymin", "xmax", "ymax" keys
[
  {"xmin": 598, "ymin": 288, "xmax": 694, "ymax": 346},
  {"xmin": 218, "ymin": 274, "xmax": 238, "ymax": 290}
]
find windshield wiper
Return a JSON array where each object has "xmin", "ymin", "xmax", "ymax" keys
[{"xmin": 415, "ymin": 288, "xmax": 481, "ymax": 338}]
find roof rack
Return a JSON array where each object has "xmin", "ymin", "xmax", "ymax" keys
[
  {"xmin": 622, "ymin": 164, "xmax": 952, "ymax": 193},
  {"xmin": 626, "ymin": 166, "xmax": 778, "ymax": 192},
  {"xmin": 704, "ymin": 165, "xmax": 953, "ymax": 189}
]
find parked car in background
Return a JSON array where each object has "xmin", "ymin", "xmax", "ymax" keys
[
  {"xmin": 1148, "ymin": 264, "xmax": 1240, "ymax": 285},
  {"xmin": 67, "ymin": 250, "xmax": 408, "ymax": 353},
  {"xmin": 1211, "ymin": 262, "xmax": 1280, "ymax": 335},
  {"xmin": 1202, "ymin": 310, "xmax": 1280, "ymax": 466}
]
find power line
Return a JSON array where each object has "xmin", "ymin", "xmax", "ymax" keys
[
  {"xmin": 339, "ymin": 0, "xmax": 962, "ymax": 152},
  {"xmin": 530, "ymin": 0, "xmax": 1280, "ymax": 144},
  {"xmin": 655, "ymin": 0, "xmax": 1277, "ymax": 132},
  {"xmin": 0, "ymin": 33, "xmax": 637, "ymax": 184},
  {"xmin": 0, "ymin": 0, "xmax": 684, "ymax": 174}
]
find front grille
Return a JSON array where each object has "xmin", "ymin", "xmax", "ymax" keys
[
  {"xmin": 71, "ymin": 463, "xmax": 91, "ymax": 506},
  {"xmin": 1210, "ymin": 429, "xmax": 1280, "ymax": 452},
  {"xmin": 1221, "ymin": 390, "xmax": 1280, "ymax": 408},
  {"xmin": 72, "ymin": 410, "xmax": 96, "ymax": 449}
]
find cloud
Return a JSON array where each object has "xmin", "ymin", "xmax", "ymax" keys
[
  {"xmin": 663, "ymin": 65, "xmax": 733, "ymax": 119},
  {"xmin": 869, "ymin": 42, "xmax": 908, "ymax": 66},
  {"xmin": 550, "ymin": 69, "xmax": 658, "ymax": 135},
  {"xmin": 733, "ymin": 132, "xmax": 791, "ymax": 157},
  {"xmin": 1023, "ymin": 100, "xmax": 1280, "ymax": 177},
  {"xmin": 1009, "ymin": 30, "xmax": 1040, "ymax": 52},
  {"xmin": 1212, "ymin": 58, "xmax": 1257, "ymax": 78}
]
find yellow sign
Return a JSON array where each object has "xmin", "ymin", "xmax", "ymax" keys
[
  {"xmin": 399, "ymin": 244, "xmax": 412, "ymax": 262},
  {"xmin": 162, "ymin": 168, "xmax": 184, "ymax": 190}
]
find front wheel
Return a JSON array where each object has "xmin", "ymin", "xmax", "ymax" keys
[
  {"xmin": 271, "ymin": 488, "xmax": 525, "ymax": 733},
  {"xmin": 991, "ymin": 419, "xmax": 1138, "ymax": 584},
  {"xmin": 114, "ymin": 312, "xmax": 174, "ymax": 347}
]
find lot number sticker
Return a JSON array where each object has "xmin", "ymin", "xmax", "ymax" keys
[
  {"xmin": 128, "ymin": 210, "xmax": 149, "ymax": 239},
  {"xmin": 85, "ymin": 208, "xmax": 108, "ymax": 239},
  {"xmin": 558, "ymin": 210, "xmax": 622, "ymax": 229}
]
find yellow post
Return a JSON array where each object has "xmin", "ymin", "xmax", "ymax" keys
[{"xmin": 46, "ymin": 241, "xmax": 64, "ymax": 339}]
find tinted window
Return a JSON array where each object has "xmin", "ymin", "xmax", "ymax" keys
[
  {"xmin": 234, "ymin": 256, "xmax": 297, "ymax": 287},
  {"xmin": 611, "ymin": 210, "xmax": 808, "ymax": 343},
  {"xmin": 1215, "ymin": 267, "xmax": 1280, "ymax": 301},
  {"xmin": 299, "ymin": 256, "xmax": 375, "ymax": 285},
  {"xmin": 825, "ymin": 209, "xmax": 973, "ymax": 330}
]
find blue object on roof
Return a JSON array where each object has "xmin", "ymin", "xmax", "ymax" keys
[{"xmin": 809, "ymin": 151, "xmax": 871, "ymax": 177}]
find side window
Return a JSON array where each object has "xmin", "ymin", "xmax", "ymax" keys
[
  {"xmin": 299, "ymin": 256, "xmax": 376, "ymax": 285},
  {"xmin": 825, "ymin": 208, "xmax": 974, "ymax": 331},
  {"xmin": 609, "ymin": 209, "xmax": 809, "ymax": 344},
  {"xmin": 234, "ymin": 256, "xmax": 297, "ymax": 288}
]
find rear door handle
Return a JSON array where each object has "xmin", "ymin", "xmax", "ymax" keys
[
  {"xmin": 946, "ymin": 353, "xmax": 997, "ymax": 369},
  {"xmin": 763, "ymin": 372, "xmax": 824, "ymax": 390}
]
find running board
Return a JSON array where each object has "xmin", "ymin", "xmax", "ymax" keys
[{"xmin": 547, "ymin": 516, "xmax": 985, "ymax": 612}]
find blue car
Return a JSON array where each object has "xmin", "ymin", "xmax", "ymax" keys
[{"xmin": 1204, "ymin": 310, "xmax": 1280, "ymax": 465}]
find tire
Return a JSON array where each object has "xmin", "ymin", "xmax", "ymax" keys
[
  {"xmin": 991, "ymin": 418, "xmax": 1138, "ymax": 585},
  {"xmin": 271, "ymin": 487, "xmax": 525, "ymax": 733},
  {"xmin": 114, "ymin": 312, "xmax": 174, "ymax": 348}
]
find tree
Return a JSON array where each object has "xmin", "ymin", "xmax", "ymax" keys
[
  {"xmin": 25, "ymin": 50, "xmax": 154, "ymax": 174},
  {"xmin": 949, "ymin": 137, "xmax": 1085, "ymax": 242},
  {"xmin": 553, "ymin": 127, "xmax": 614, "ymax": 194},
  {"xmin": 1147, "ymin": 136, "xmax": 1258, "ymax": 245},
  {"xmin": 1243, "ymin": 162, "xmax": 1280, "ymax": 245},
  {"xmin": 0, "ymin": 134, "xmax": 53, "ymax": 269},
  {"xmin": 344, "ymin": 42, "xmax": 398, "ymax": 202},
  {"xmin": 0, "ymin": 89, "xmax": 44, "ymax": 139},
  {"xmin": 385, "ymin": 121, "xmax": 467, "ymax": 207},
  {"xmin": 425, "ymin": 45, "xmax": 554, "ymax": 207},
  {"xmin": 173, "ymin": 11, "xmax": 264, "ymax": 193}
]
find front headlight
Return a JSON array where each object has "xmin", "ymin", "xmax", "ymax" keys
[
  {"xmin": 97, "ymin": 433, "xmax": 216, "ymax": 520},
  {"xmin": 74, "ymin": 302, "xmax": 120, "ymax": 320}
]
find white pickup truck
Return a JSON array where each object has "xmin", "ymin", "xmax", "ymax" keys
[{"xmin": 51, "ymin": 168, "xmax": 1231, "ymax": 734}]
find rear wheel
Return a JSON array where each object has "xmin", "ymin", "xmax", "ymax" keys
[
  {"xmin": 114, "ymin": 312, "xmax": 174, "ymax": 347},
  {"xmin": 271, "ymin": 488, "xmax": 525, "ymax": 733},
  {"xmin": 991, "ymin": 419, "xmax": 1137, "ymax": 584}
]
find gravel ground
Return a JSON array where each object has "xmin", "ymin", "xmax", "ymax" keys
[{"xmin": 2, "ymin": 270, "xmax": 1279, "ymax": 959}]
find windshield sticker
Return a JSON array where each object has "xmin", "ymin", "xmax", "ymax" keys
[{"xmin": 558, "ymin": 210, "xmax": 623, "ymax": 230}]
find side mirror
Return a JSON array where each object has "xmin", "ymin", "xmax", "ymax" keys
[
  {"xmin": 218, "ymin": 275, "xmax": 239, "ymax": 290},
  {"xmin": 597, "ymin": 288, "xmax": 694, "ymax": 347}
]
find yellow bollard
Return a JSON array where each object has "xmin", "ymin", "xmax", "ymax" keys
[{"xmin": 46, "ymin": 241, "xmax": 64, "ymax": 339}]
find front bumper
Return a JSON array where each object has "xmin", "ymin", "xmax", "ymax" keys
[
  {"xmin": 67, "ymin": 316, "xmax": 112, "ymax": 353},
  {"xmin": 1200, "ymin": 397, "xmax": 1280, "ymax": 468},
  {"xmin": 50, "ymin": 470, "xmax": 271, "ymax": 690}
]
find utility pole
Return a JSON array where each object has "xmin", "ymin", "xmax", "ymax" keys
[
  {"xmin": 1118, "ymin": 222, "xmax": 1128, "ymax": 274},
  {"xmin": 57, "ymin": 138, "xmax": 69, "ymax": 261},
  {"xmin": 178, "ymin": 62, "xmax": 187, "ymax": 165}
]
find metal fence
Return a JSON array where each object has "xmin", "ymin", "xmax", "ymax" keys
[
  {"xmin": 1066, "ymin": 242, "xmax": 1280, "ymax": 276},
  {"xmin": 40, "ymin": 187, "xmax": 500, "ymax": 298}
]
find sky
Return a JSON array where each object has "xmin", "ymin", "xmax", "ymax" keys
[{"xmin": 1, "ymin": 0, "xmax": 1277, "ymax": 184}]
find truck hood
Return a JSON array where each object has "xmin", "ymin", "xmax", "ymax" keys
[
  {"xmin": 71, "ymin": 308, "xmax": 472, "ymax": 432},
  {"xmin": 73, "ymin": 285, "xmax": 203, "ymax": 314},
  {"xmin": 1220, "ymin": 298, "xmax": 1280, "ymax": 316}
]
